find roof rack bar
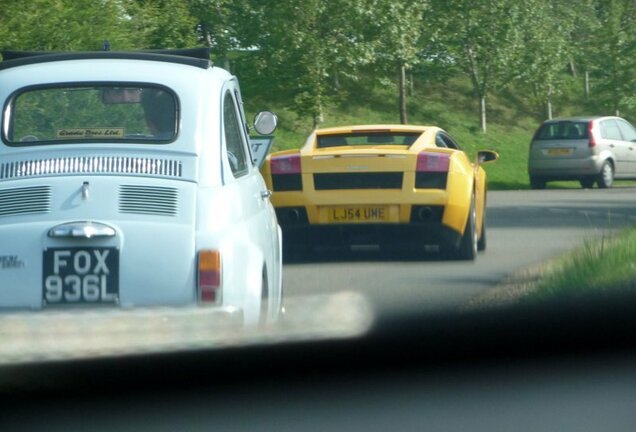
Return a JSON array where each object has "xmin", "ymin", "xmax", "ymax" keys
[
  {"xmin": 2, "ymin": 47, "xmax": 210, "ymax": 61},
  {"xmin": 0, "ymin": 48, "xmax": 212, "ymax": 71}
]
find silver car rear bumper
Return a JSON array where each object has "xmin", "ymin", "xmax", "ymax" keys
[{"xmin": 528, "ymin": 155, "xmax": 602, "ymax": 177}]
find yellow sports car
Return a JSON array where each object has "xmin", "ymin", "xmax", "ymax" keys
[{"xmin": 261, "ymin": 125, "xmax": 498, "ymax": 260}]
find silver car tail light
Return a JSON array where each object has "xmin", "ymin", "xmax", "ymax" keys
[
  {"xmin": 197, "ymin": 250, "xmax": 222, "ymax": 305},
  {"xmin": 588, "ymin": 121, "xmax": 596, "ymax": 148}
]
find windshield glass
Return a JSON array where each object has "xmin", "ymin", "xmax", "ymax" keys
[
  {"xmin": 5, "ymin": 85, "xmax": 177, "ymax": 144},
  {"xmin": 1, "ymin": 0, "xmax": 636, "ymax": 381}
]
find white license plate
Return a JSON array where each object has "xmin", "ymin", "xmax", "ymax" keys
[{"xmin": 42, "ymin": 247, "xmax": 119, "ymax": 306}]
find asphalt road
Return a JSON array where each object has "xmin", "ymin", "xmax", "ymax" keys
[
  {"xmin": 2, "ymin": 187, "xmax": 636, "ymax": 365},
  {"xmin": 282, "ymin": 187, "xmax": 636, "ymax": 315}
]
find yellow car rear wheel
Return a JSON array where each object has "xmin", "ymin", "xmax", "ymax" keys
[
  {"xmin": 449, "ymin": 195, "xmax": 477, "ymax": 261},
  {"xmin": 477, "ymin": 210, "xmax": 486, "ymax": 252}
]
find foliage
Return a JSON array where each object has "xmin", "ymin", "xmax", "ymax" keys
[
  {"xmin": 425, "ymin": 0, "xmax": 528, "ymax": 132},
  {"xmin": 0, "ymin": 0, "xmax": 635, "ymax": 128},
  {"xmin": 510, "ymin": 0, "xmax": 578, "ymax": 118},
  {"xmin": 362, "ymin": 1, "xmax": 427, "ymax": 123},
  {"xmin": 231, "ymin": 0, "xmax": 381, "ymax": 127},
  {"xmin": 0, "ymin": 0, "xmax": 132, "ymax": 51},
  {"xmin": 586, "ymin": 0, "xmax": 636, "ymax": 115}
]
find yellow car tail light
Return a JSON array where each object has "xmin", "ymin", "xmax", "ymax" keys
[
  {"xmin": 416, "ymin": 152, "xmax": 450, "ymax": 172},
  {"xmin": 270, "ymin": 153, "xmax": 302, "ymax": 191},
  {"xmin": 271, "ymin": 153, "xmax": 301, "ymax": 174},
  {"xmin": 416, "ymin": 152, "xmax": 450, "ymax": 189}
]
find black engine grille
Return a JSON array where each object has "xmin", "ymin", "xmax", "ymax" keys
[{"xmin": 313, "ymin": 172, "xmax": 403, "ymax": 190}]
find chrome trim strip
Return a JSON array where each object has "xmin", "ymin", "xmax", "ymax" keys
[
  {"xmin": 48, "ymin": 221, "xmax": 116, "ymax": 239},
  {"xmin": 0, "ymin": 156, "xmax": 183, "ymax": 181}
]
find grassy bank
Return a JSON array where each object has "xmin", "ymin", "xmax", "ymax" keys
[
  {"xmin": 249, "ymin": 73, "xmax": 621, "ymax": 190},
  {"xmin": 465, "ymin": 228, "xmax": 636, "ymax": 310},
  {"xmin": 530, "ymin": 229, "xmax": 636, "ymax": 300}
]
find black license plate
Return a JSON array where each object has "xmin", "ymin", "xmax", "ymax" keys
[{"xmin": 42, "ymin": 247, "xmax": 119, "ymax": 305}]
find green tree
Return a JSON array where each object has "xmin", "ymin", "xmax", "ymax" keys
[
  {"xmin": 235, "ymin": 0, "xmax": 377, "ymax": 127},
  {"xmin": 125, "ymin": 0, "xmax": 199, "ymax": 49},
  {"xmin": 188, "ymin": 0, "xmax": 253, "ymax": 69},
  {"xmin": 511, "ymin": 0, "xmax": 576, "ymax": 119},
  {"xmin": 427, "ymin": 0, "xmax": 526, "ymax": 133},
  {"xmin": 587, "ymin": 0, "xmax": 636, "ymax": 115},
  {"xmin": 0, "ymin": 0, "xmax": 132, "ymax": 52},
  {"xmin": 365, "ymin": 1, "xmax": 427, "ymax": 124}
]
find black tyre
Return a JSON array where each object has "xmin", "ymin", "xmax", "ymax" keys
[
  {"xmin": 448, "ymin": 195, "xmax": 477, "ymax": 261},
  {"xmin": 477, "ymin": 212, "xmax": 486, "ymax": 252},
  {"xmin": 597, "ymin": 161, "xmax": 614, "ymax": 189},
  {"xmin": 529, "ymin": 176, "xmax": 546, "ymax": 190},
  {"xmin": 580, "ymin": 177, "xmax": 595, "ymax": 189},
  {"xmin": 282, "ymin": 243, "xmax": 309, "ymax": 263},
  {"xmin": 259, "ymin": 268, "xmax": 269, "ymax": 325}
]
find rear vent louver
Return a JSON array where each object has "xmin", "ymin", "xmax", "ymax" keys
[
  {"xmin": 0, "ymin": 185, "xmax": 51, "ymax": 216},
  {"xmin": 119, "ymin": 185, "xmax": 178, "ymax": 216}
]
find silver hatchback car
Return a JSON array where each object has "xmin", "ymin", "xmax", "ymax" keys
[{"xmin": 528, "ymin": 116, "xmax": 636, "ymax": 189}]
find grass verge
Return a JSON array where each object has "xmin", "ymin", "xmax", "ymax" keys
[
  {"xmin": 467, "ymin": 227, "xmax": 636, "ymax": 309},
  {"xmin": 531, "ymin": 228, "xmax": 636, "ymax": 300},
  {"xmin": 249, "ymin": 74, "xmax": 625, "ymax": 191}
]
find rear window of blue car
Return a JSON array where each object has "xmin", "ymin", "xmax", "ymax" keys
[
  {"xmin": 3, "ymin": 84, "xmax": 178, "ymax": 145},
  {"xmin": 317, "ymin": 132, "xmax": 421, "ymax": 148},
  {"xmin": 534, "ymin": 121, "xmax": 589, "ymax": 140}
]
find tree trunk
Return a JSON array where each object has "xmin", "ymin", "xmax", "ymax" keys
[
  {"xmin": 399, "ymin": 63, "xmax": 407, "ymax": 124},
  {"xmin": 480, "ymin": 95, "xmax": 487, "ymax": 134},
  {"xmin": 584, "ymin": 71, "xmax": 590, "ymax": 99},
  {"xmin": 569, "ymin": 59, "xmax": 577, "ymax": 77},
  {"xmin": 312, "ymin": 101, "xmax": 324, "ymax": 129},
  {"xmin": 547, "ymin": 84, "xmax": 553, "ymax": 120},
  {"xmin": 465, "ymin": 45, "xmax": 486, "ymax": 133}
]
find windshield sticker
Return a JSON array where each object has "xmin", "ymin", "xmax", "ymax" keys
[
  {"xmin": 56, "ymin": 128, "xmax": 125, "ymax": 139},
  {"xmin": 0, "ymin": 255, "xmax": 25, "ymax": 270}
]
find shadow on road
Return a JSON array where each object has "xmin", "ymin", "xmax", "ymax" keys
[
  {"xmin": 284, "ymin": 245, "xmax": 453, "ymax": 265},
  {"xmin": 487, "ymin": 205, "xmax": 636, "ymax": 230}
]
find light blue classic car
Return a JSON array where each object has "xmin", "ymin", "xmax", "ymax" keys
[{"xmin": 0, "ymin": 48, "xmax": 282, "ymax": 325}]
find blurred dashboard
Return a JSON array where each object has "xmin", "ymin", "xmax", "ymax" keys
[{"xmin": 3, "ymin": 291, "xmax": 636, "ymax": 431}]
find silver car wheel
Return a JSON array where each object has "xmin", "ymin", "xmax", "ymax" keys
[{"xmin": 598, "ymin": 161, "xmax": 614, "ymax": 189}]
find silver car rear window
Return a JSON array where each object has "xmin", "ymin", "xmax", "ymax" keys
[
  {"xmin": 534, "ymin": 121, "xmax": 589, "ymax": 141},
  {"xmin": 3, "ymin": 84, "xmax": 178, "ymax": 145}
]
